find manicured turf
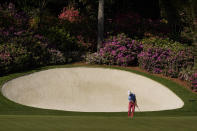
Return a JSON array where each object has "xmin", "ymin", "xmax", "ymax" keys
[
  {"xmin": 0, "ymin": 115, "xmax": 197, "ymax": 131},
  {"xmin": 0, "ymin": 64, "xmax": 197, "ymax": 130}
]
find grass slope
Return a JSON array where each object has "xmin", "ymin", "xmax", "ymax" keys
[{"xmin": 0, "ymin": 64, "xmax": 197, "ymax": 130}]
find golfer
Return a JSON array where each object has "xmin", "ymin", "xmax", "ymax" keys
[{"xmin": 128, "ymin": 90, "xmax": 138, "ymax": 118}]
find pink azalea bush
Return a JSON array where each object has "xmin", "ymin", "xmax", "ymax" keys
[
  {"xmin": 58, "ymin": 7, "xmax": 80, "ymax": 23},
  {"xmin": 76, "ymin": 35, "xmax": 92, "ymax": 51},
  {"xmin": 0, "ymin": 3, "xmax": 66, "ymax": 75},
  {"xmin": 165, "ymin": 50, "xmax": 194, "ymax": 77},
  {"xmin": 85, "ymin": 33, "xmax": 143, "ymax": 66},
  {"xmin": 138, "ymin": 37, "xmax": 194, "ymax": 77},
  {"xmin": 57, "ymin": 7, "xmax": 92, "ymax": 52},
  {"xmin": 0, "ymin": 43, "xmax": 30, "ymax": 74},
  {"xmin": 190, "ymin": 71, "xmax": 197, "ymax": 92},
  {"xmin": 138, "ymin": 48, "xmax": 171, "ymax": 74},
  {"xmin": 0, "ymin": 52, "xmax": 12, "ymax": 67},
  {"xmin": 138, "ymin": 47, "xmax": 194, "ymax": 78}
]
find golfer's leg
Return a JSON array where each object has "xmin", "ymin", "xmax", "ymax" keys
[
  {"xmin": 128, "ymin": 102, "xmax": 132, "ymax": 116},
  {"xmin": 131, "ymin": 104, "xmax": 135, "ymax": 117}
]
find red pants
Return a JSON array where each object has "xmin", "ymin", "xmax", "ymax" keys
[{"xmin": 128, "ymin": 102, "xmax": 135, "ymax": 117}]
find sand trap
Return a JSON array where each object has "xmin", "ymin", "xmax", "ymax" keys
[{"xmin": 1, "ymin": 67, "xmax": 184, "ymax": 112}]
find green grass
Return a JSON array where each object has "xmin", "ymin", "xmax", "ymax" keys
[
  {"xmin": 0, "ymin": 64, "xmax": 197, "ymax": 130},
  {"xmin": 0, "ymin": 115, "xmax": 197, "ymax": 131}
]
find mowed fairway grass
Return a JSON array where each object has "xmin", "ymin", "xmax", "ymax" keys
[
  {"xmin": 0, "ymin": 64, "xmax": 197, "ymax": 131},
  {"xmin": 0, "ymin": 115, "xmax": 197, "ymax": 131}
]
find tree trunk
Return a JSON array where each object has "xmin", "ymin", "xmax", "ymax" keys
[
  {"xmin": 97, "ymin": 0, "xmax": 104, "ymax": 51},
  {"xmin": 190, "ymin": 0, "xmax": 197, "ymax": 69},
  {"xmin": 192, "ymin": 16, "xmax": 197, "ymax": 70}
]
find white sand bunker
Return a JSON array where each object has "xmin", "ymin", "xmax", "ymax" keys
[{"xmin": 1, "ymin": 67, "xmax": 184, "ymax": 112}]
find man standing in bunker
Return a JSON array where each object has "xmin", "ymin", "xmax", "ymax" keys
[{"xmin": 128, "ymin": 90, "xmax": 138, "ymax": 118}]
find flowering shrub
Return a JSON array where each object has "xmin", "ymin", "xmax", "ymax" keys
[
  {"xmin": 0, "ymin": 3, "xmax": 68, "ymax": 75},
  {"xmin": 0, "ymin": 3, "xmax": 28, "ymax": 29},
  {"xmin": 76, "ymin": 35, "xmax": 92, "ymax": 51},
  {"xmin": 164, "ymin": 50, "xmax": 194, "ymax": 77},
  {"xmin": 44, "ymin": 24, "xmax": 92, "ymax": 63},
  {"xmin": 84, "ymin": 52, "xmax": 104, "ymax": 65},
  {"xmin": 0, "ymin": 43, "xmax": 30, "ymax": 74},
  {"xmin": 58, "ymin": 7, "xmax": 80, "ymax": 23},
  {"xmin": 0, "ymin": 3, "xmax": 29, "ymax": 43},
  {"xmin": 178, "ymin": 67, "xmax": 194, "ymax": 81},
  {"xmin": 53, "ymin": 4, "xmax": 96, "ymax": 54},
  {"xmin": 138, "ymin": 48, "xmax": 171, "ymax": 74},
  {"xmin": 190, "ymin": 71, "xmax": 197, "ymax": 92},
  {"xmin": 48, "ymin": 49, "xmax": 66, "ymax": 64},
  {"xmin": 0, "ymin": 46, "xmax": 12, "ymax": 68},
  {"xmin": 85, "ymin": 33, "xmax": 143, "ymax": 66},
  {"xmin": 138, "ymin": 37, "xmax": 194, "ymax": 78},
  {"xmin": 138, "ymin": 48, "xmax": 194, "ymax": 77}
]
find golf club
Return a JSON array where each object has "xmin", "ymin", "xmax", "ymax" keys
[{"xmin": 136, "ymin": 105, "xmax": 141, "ymax": 111}]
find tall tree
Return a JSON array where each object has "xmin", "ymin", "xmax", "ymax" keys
[
  {"xmin": 97, "ymin": 0, "xmax": 104, "ymax": 51},
  {"xmin": 190, "ymin": 0, "xmax": 197, "ymax": 69}
]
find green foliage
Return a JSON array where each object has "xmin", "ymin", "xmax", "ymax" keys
[
  {"xmin": 159, "ymin": 0, "xmax": 194, "ymax": 41},
  {"xmin": 0, "ymin": 9, "xmax": 14, "ymax": 28},
  {"xmin": 141, "ymin": 37, "xmax": 188, "ymax": 52},
  {"xmin": 45, "ymin": 25, "xmax": 77, "ymax": 53},
  {"xmin": 16, "ymin": 0, "xmax": 47, "ymax": 14},
  {"xmin": 0, "ymin": 42, "xmax": 30, "ymax": 73}
]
